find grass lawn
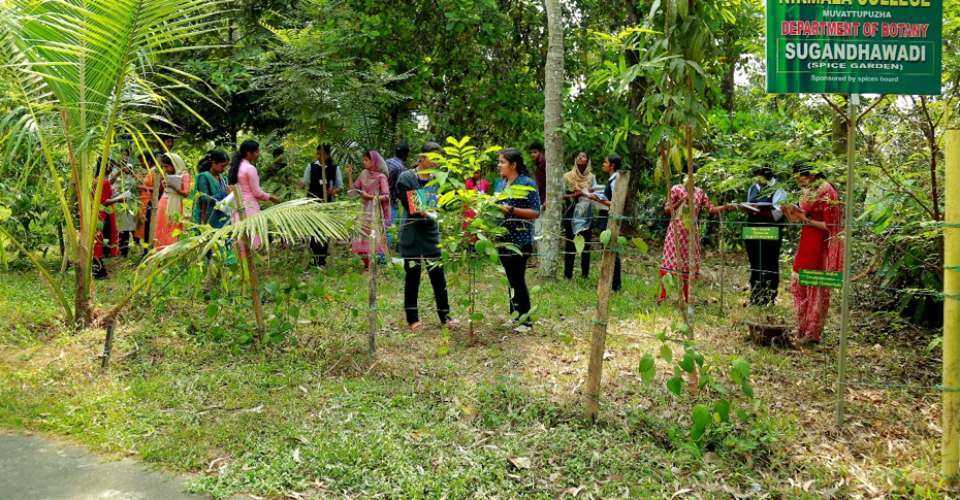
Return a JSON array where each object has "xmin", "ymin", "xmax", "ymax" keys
[{"xmin": 0, "ymin": 246, "xmax": 945, "ymax": 498}]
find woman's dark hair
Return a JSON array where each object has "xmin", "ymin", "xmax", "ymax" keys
[
  {"xmin": 198, "ymin": 150, "xmax": 229, "ymax": 173},
  {"xmin": 395, "ymin": 142, "xmax": 410, "ymax": 160},
  {"xmin": 792, "ymin": 161, "xmax": 824, "ymax": 179},
  {"xmin": 229, "ymin": 140, "xmax": 260, "ymax": 185},
  {"xmin": 499, "ymin": 148, "xmax": 528, "ymax": 176},
  {"xmin": 527, "ymin": 141, "xmax": 544, "ymax": 153},
  {"xmin": 160, "ymin": 154, "xmax": 174, "ymax": 167},
  {"xmin": 421, "ymin": 141, "xmax": 442, "ymax": 154},
  {"xmin": 317, "ymin": 143, "xmax": 332, "ymax": 155},
  {"xmin": 753, "ymin": 165, "xmax": 775, "ymax": 180},
  {"xmin": 606, "ymin": 154, "xmax": 622, "ymax": 171}
]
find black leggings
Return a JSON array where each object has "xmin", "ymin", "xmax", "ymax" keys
[
  {"xmin": 310, "ymin": 237, "xmax": 329, "ymax": 267},
  {"xmin": 745, "ymin": 233, "xmax": 781, "ymax": 306},
  {"xmin": 563, "ymin": 224, "xmax": 591, "ymax": 280},
  {"xmin": 499, "ymin": 244, "xmax": 533, "ymax": 325},
  {"xmin": 404, "ymin": 258, "xmax": 450, "ymax": 325}
]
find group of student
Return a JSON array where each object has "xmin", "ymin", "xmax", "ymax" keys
[{"xmin": 94, "ymin": 137, "xmax": 843, "ymax": 343}]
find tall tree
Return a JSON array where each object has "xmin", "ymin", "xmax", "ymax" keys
[{"xmin": 540, "ymin": 0, "xmax": 565, "ymax": 277}]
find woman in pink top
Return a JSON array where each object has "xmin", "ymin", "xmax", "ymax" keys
[
  {"xmin": 228, "ymin": 140, "xmax": 279, "ymax": 248},
  {"xmin": 350, "ymin": 150, "xmax": 391, "ymax": 269}
]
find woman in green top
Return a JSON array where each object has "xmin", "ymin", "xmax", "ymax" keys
[{"xmin": 193, "ymin": 151, "xmax": 230, "ymax": 228}]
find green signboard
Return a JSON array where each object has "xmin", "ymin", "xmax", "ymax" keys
[
  {"xmin": 766, "ymin": 0, "xmax": 942, "ymax": 94},
  {"xmin": 742, "ymin": 226, "xmax": 781, "ymax": 240},
  {"xmin": 798, "ymin": 269, "xmax": 844, "ymax": 288}
]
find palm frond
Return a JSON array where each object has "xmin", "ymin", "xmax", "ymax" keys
[{"xmin": 144, "ymin": 198, "xmax": 358, "ymax": 267}]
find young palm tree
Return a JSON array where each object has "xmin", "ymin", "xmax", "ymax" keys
[
  {"xmin": 0, "ymin": 1, "xmax": 349, "ymax": 331},
  {"xmin": 0, "ymin": 0, "xmax": 230, "ymax": 326}
]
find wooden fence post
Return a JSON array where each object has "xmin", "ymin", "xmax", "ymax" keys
[
  {"xmin": 367, "ymin": 203, "xmax": 380, "ymax": 355},
  {"xmin": 943, "ymin": 128, "xmax": 960, "ymax": 483},
  {"xmin": 231, "ymin": 185, "xmax": 265, "ymax": 344},
  {"xmin": 584, "ymin": 169, "xmax": 631, "ymax": 421}
]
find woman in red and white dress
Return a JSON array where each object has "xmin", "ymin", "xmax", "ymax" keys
[
  {"xmin": 783, "ymin": 162, "xmax": 843, "ymax": 345},
  {"xmin": 658, "ymin": 172, "xmax": 735, "ymax": 303}
]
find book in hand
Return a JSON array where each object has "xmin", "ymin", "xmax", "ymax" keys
[
  {"xmin": 165, "ymin": 174, "xmax": 183, "ymax": 192},
  {"xmin": 407, "ymin": 188, "xmax": 439, "ymax": 219}
]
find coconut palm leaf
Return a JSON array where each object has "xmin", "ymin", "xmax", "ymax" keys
[{"xmin": 143, "ymin": 198, "xmax": 358, "ymax": 267}]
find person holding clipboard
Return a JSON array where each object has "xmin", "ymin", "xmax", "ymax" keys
[
  {"xmin": 741, "ymin": 166, "xmax": 788, "ymax": 306},
  {"xmin": 395, "ymin": 142, "xmax": 455, "ymax": 331}
]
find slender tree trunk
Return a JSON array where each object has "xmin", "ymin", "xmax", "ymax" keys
[
  {"xmin": 367, "ymin": 203, "xmax": 379, "ymax": 354},
  {"xmin": 74, "ymin": 209, "xmax": 93, "ymax": 327},
  {"xmin": 584, "ymin": 170, "xmax": 631, "ymax": 421},
  {"xmin": 539, "ymin": 0, "xmax": 564, "ymax": 278}
]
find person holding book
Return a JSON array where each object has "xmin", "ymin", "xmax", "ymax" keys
[
  {"xmin": 494, "ymin": 148, "xmax": 541, "ymax": 330},
  {"xmin": 350, "ymin": 150, "xmax": 391, "ymax": 269},
  {"xmin": 395, "ymin": 142, "xmax": 455, "ymax": 331},
  {"xmin": 742, "ymin": 166, "xmax": 787, "ymax": 306},
  {"xmin": 193, "ymin": 151, "xmax": 231, "ymax": 229},
  {"xmin": 586, "ymin": 154, "xmax": 624, "ymax": 291},
  {"xmin": 783, "ymin": 162, "xmax": 843, "ymax": 345}
]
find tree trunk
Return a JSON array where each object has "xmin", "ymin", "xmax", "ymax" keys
[
  {"xmin": 539, "ymin": 0, "xmax": 564, "ymax": 278},
  {"xmin": 584, "ymin": 170, "xmax": 631, "ymax": 421},
  {"xmin": 74, "ymin": 210, "xmax": 93, "ymax": 328}
]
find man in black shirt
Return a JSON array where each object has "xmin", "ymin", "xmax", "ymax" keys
[{"xmin": 306, "ymin": 144, "xmax": 342, "ymax": 267}]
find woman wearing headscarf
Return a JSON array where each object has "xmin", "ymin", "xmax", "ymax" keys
[
  {"xmin": 784, "ymin": 162, "xmax": 843, "ymax": 345},
  {"xmin": 659, "ymin": 165, "xmax": 736, "ymax": 303},
  {"xmin": 350, "ymin": 149, "xmax": 391, "ymax": 269},
  {"xmin": 562, "ymin": 151, "xmax": 597, "ymax": 280},
  {"xmin": 154, "ymin": 153, "xmax": 192, "ymax": 248}
]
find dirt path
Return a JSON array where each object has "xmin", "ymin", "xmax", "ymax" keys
[{"xmin": 0, "ymin": 432, "xmax": 204, "ymax": 500}]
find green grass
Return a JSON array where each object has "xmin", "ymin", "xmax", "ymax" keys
[{"xmin": 0, "ymin": 249, "xmax": 946, "ymax": 498}]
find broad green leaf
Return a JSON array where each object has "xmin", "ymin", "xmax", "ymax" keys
[
  {"xmin": 691, "ymin": 404, "xmax": 710, "ymax": 442},
  {"xmin": 600, "ymin": 229, "xmax": 612, "ymax": 246},
  {"xmin": 659, "ymin": 343, "xmax": 673, "ymax": 363},
  {"xmin": 574, "ymin": 235, "xmax": 586, "ymax": 255},
  {"xmin": 714, "ymin": 399, "xmax": 730, "ymax": 423},
  {"xmin": 666, "ymin": 373, "xmax": 684, "ymax": 396},
  {"xmin": 638, "ymin": 354, "xmax": 656, "ymax": 384}
]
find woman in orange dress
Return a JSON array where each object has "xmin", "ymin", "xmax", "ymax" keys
[{"xmin": 154, "ymin": 153, "xmax": 191, "ymax": 248}]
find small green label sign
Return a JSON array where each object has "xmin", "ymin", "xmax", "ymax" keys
[
  {"xmin": 798, "ymin": 270, "xmax": 844, "ymax": 289},
  {"xmin": 742, "ymin": 226, "xmax": 781, "ymax": 241}
]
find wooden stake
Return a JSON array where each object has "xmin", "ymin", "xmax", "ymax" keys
[
  {"xmin": 367, "ymin": 202, "xmax": 380, "ymax": 355},
  {"xmin": 231, "ymin": 185, "xmax": 265, "ymax": 344},
  {"xmin": 684, "ymin": 124, "xmax": 699, "ymax": 396},
  {"xmin": 835, "ymin": 94, "xmax": 858, "ymax": 426},
  {"xmin": 100, "ymin": 319, "xmax": 115, "ymax": 369},
  {"xmin": 584, "ymin": 169, "xmax": 631, "ymax": 421},
  {"xmin": 943, "ymin": 128, "xmax": 960, "ymax": 483}
]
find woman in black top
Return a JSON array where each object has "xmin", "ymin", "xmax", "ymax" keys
[
  {"xmin": 494, "ymin": 148, "xmax": 541, "ymax": 329},
  {"xmin": 396, "ymin": 142, "xmax": 454, "ymax": 331}
]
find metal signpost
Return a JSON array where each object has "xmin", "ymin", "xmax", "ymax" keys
[{"xmin": 765, "ymin": 0, "xmax": 942, "ymax": 427}]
